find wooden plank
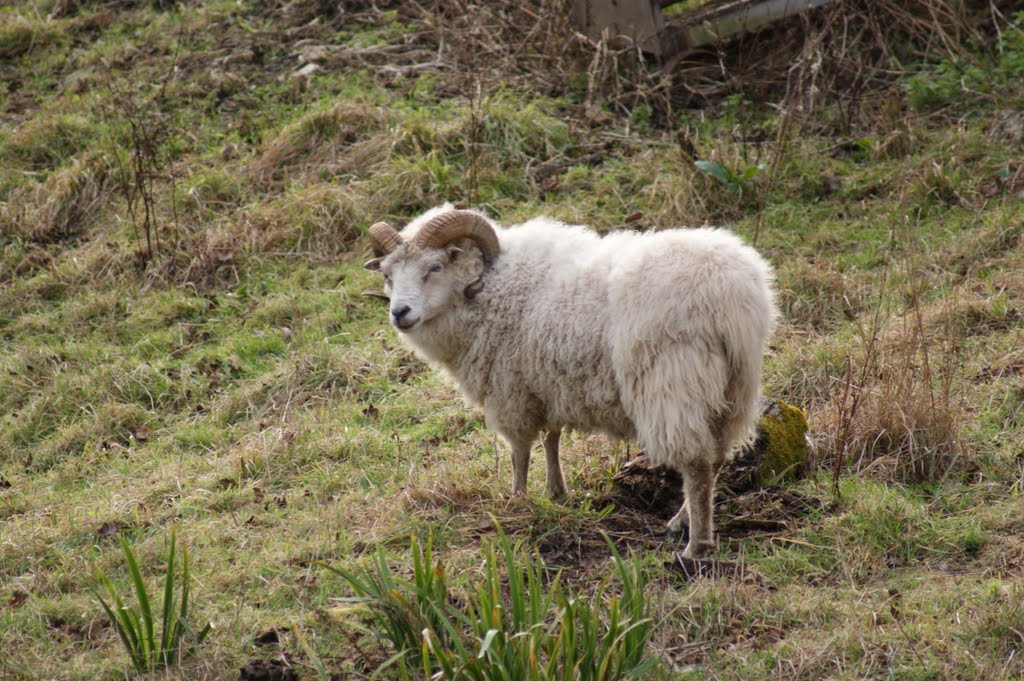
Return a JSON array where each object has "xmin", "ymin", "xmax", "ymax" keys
[
  {"xmin": 570, "ymin": 0, "xmax": 840, "ymax": 57},
  {"xmin": 667, "ymin": 0, "xmax": 839, "ymax": 48},
  {"xmin": 569, "ymin": 0, "xmax": 668, "ymax": 54}
]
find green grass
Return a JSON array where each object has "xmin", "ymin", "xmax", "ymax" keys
[{"xmin": 2, "ymin": 1, "xmax": 1024, "ymax": 679}]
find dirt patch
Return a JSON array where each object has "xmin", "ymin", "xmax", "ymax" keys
[
  {"xmin": 237, "ymin": 658, "xmax": 299, "ymax": 681},
  {"xmin": 489, "ymin": 472, "xmax": 823, "ymax": 581},
  {"xmin": 665, "ymin": 554, "xmax": 743, "ymax": 581},
  {"xmin": 605, "ymin": 457, "xmax": 684, "ymax": 520},
  {"xmin": 530, "ymin": 509, "xmax": 671, "ymax": 571}
]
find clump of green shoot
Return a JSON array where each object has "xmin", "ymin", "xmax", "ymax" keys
[
  {"xmin": 94, "ymin": 525, "xmax": 212, "ymax": 673},
  {"xmin": 323, "ymin": 525, "xmax": 654, "ymax": 680}
]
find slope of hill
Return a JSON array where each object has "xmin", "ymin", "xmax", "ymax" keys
[{"xmin": 2, "ymin": 1, "xmax": 1023, "ymax": 678}]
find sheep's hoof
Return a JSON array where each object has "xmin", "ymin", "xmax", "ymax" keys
[
  {"xmin": 664, "ymin": 523, "xmax": 688, "ymax": 540},
  {"xmin": 546, "ymin": 485, "xmax": 568, "ymax": 501},
  {"xmin": 680, "ymin": 540, "xmax": 714, "ymax": 560}
]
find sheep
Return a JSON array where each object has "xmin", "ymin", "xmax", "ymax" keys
[{"xmin": 363, "ymin": 205, "xmax": 776, "ymax": 559}]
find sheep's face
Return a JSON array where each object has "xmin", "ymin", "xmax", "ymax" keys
[{"xmin": 370, "ymin": 240, "xmax": 483, "ymax": 333}]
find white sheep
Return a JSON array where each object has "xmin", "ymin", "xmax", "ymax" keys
[{"xmin": 364, "ymin": 205, "xmax": 776, "ymax": 559}]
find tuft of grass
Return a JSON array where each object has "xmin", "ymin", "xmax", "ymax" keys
[
  {"xmin": 0, "ymin": 13, "xmax": 63, "ymax": 59},
  {"xmin": 251, "ymin": 101, "xmax": 390, "ymax": 187},
  {"xmin": 0, "ymin": 113, "xmax": 96, "ymax": 170},
  {"xmin": 245, "ymin": 182, "xmax": 363, "ymax": 256},
  {"xmin": 93, "ymin": 525, "xmax": 212, "ymax": 673},
  {"xmin": 3, "ymin": 150, "xmax": 114, "ymax": 243}
]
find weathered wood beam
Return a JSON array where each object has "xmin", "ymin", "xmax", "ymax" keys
[
  {"xmin": 668, "ymin": 0, "xmax": 839, "ymax": 49},
  {"xmin": 571, "ymin": 0, "xmax": 841, "ymax": 57},
  {"xmin": 569, "ymin": 0, "xmax": 667, "ymax": 54}
]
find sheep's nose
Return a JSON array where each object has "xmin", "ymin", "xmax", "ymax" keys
[{"xmin": 392, "ymin": 305, "xmax": 412, "ymax": 322}]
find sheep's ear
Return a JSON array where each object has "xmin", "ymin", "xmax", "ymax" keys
[
  {"xmin": 364, "ymin": 257, "xmax": 383, "ymax": 271},
  {"xmin": 446, "ymin": 246, "xmax": 463, "ymax": 263}
]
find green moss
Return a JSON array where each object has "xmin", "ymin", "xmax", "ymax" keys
[{"xmin": 754, "ymin": 400, "xmax": 809, "ymax": 485}]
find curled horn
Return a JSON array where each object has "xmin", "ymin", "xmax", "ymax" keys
[
  {"xmin": 414, "ymin": 210, "xmax": 500, "ymax": 264},
  {"xmin": 368, "ymin": 221, "xmax": 403, "ymax": 256}
]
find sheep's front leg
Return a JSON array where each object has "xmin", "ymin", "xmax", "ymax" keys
[
  {"xmin": 509, "ymin": 439, "xmax": 531, "ymax": 496},
  {"xmin": 678, "ymin": 460, "xmax": 720, "ymax": 559},
  {"xmin": 543, "ymin": 429, "xmax": 567, "ymax": 499}
]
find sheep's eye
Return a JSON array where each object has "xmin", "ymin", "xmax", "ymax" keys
[
  {"xmin": 424, "ymin": 264, "xmax": 442, "ymax": 281},
  {"xmin": 383, "ymin": 274, "xmax": 392, "ymax": 286}
]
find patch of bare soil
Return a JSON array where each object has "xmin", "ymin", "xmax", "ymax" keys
[
  {"xmin": 484, "ymin": 460, "xmax": 823, "ymax": 582},
  {"xmin": 237, "ymin": 658, "xmax": 299, "ymax": 681},
  {"xmin": 510, "ymin": 457, "xmax": 825, "ymax": 579},
  {"xmin": 606, "ymin": 453, "xmax": 820, "ymax": 521}
]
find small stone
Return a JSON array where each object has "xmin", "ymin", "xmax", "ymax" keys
[{"xmin": 293, "ymin": 63, "xmax": 320, "ymax": 78}]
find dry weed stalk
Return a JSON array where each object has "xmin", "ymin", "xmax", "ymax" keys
[
  {"xmin": 466, "ymin": 79, "xmax": 482, "ymax": 205},
  {"xmin": 99, "ymin": 56, "xmax": 181, "ymax": 268},
  {"xmin": 825, "ymin": 256, "xmax": 966, "ymax": 491}
]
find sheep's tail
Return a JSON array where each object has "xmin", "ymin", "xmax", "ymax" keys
[
  {"xmin": 718, "ymin": 310, "xmax": 772, "ymax": 457},
  {"xmin": 719, "ymin": 345, "xmax": 762, "ymax": 456}
]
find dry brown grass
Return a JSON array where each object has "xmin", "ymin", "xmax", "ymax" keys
[
  {"xmin": 664, "ymin": 0, "xmax": 992, "ymax": 118},
  {"xmin": 776, "ymin": 258, "xmax": 869, "ymax": 332}
]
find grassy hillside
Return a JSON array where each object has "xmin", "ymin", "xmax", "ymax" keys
[{"xmin": 2, "ymin": 1, "xmax": 1023, "ymax": 679}]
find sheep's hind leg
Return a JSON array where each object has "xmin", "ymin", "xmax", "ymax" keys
[
  {"xmin": 679, "ymin": 460, "xmax": 720, "ymax": 560},
  {"xmin": 543, "ymin": 429, "xmax": 567, "ymax": 499},
  {"xmin": 666, "ymin": 498, "xmax": 690, "ymax": 537}
]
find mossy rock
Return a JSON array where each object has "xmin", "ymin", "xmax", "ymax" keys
[{"xmin": 720, "ymin": 399, "xmax": 809, "ymax": 494}]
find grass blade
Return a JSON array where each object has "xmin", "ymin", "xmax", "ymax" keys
[
  {"xmin": 93, "ymin": 528, "xmax": 209, "ymax": 672},
  {"xmin": 95, "ymin": 584, "xmax": 146, "ymax": 673},
  {"xmin": 161, "ymin": 525, "xmax": 178, "ymax": 660}
]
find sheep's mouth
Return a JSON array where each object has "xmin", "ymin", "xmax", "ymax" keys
[{"xmin": 393, "ymin": 317, "xmax": 421, "ymax": 331}]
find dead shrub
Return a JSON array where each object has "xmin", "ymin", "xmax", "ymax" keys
[
  {"xmin": 819, "ymin": 279, "xmax": 967, "ymax": 487},
  {"xmin": 665, "ymin": 1, "xmax": 987, "ymax": 122},
  {"xmin": 374, "ymin": 0, "xmax": 589, "ymax": 97}
]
